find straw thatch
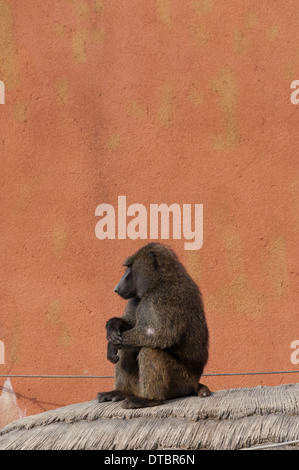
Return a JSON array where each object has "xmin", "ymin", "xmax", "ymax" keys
[{"xmin": 0, "ymin": 383, "xmax": 298, "ymax": 450}]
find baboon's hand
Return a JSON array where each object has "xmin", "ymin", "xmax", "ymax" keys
[
  {"xmin": 110, "ymin": 330, "xmax": 122, "ymax": 346},
  {"xmin": 106, "ymin": 317, "xmax": 131, "ymax": 341},
  {"xmin": 107, "ymin": 340, "xmax": 119, "ymax": 364},
  {"xmin": 106, "ymin": 318, "xmax": 121, "ymax": 340}
]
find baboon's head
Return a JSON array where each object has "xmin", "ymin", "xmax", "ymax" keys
[
  {"xmin": 114, "ymin": 243, "xmax": 180, "ymax": 299},
  {"xmin": 114, "ymin": 262, "xmax": 137, "ymax": 300}
]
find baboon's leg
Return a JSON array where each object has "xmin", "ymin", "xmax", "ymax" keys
[
  {"xmin": 114, "ymin": 349, "xmax": 139, "ymax": 392},
  {"xmin": 122, "ymin": 348, "xmax": 199, "ymax": 409},
  {"xmin": 98, "ymin": 350, "xmax": 139, "ymax": 403}
]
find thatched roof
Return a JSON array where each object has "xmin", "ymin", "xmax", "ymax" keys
[{"xmin": 0, "ymin": 383, "xmax": 298, "ymax": 450}]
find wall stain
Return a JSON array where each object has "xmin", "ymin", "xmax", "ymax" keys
[
  {"xmin": 47, "ymin": 300, "xmax": 60, "ymax": 324},
  {"xmin": 231, "ymin": 274, "xmax": 263, "ymax": 317},
  {"xmin": 209, "ymin": 206, "xmax": 264, "ymax": 317},
  {"xmin": 73, "ymin": 0, "xmax": 90, "ymax": 21},
  {"xmin": 53, "ymin": 23, "xmax": 66, "ymax": 37},
  {"xmin": 191, "ymin": 23, "xmax": 208, "ymax": 46},
  {"xmin": 192, "ymin": 0, "xmax": 212, "ymax": 16},
  {"xmin": 94, "ymin": 0, "xmax": 104, "ymax": 14},
  {"xmin": 191, "ymin": 0, "xmax": 212, "ymax": 46},
  {"xmin": 157, "ymin": 83, "xmax": 175, "ymax": 127},
  {"xmin": 58, "ymin": 327, "xmax": 71, "ymax": 347},
  {"xmin": 265, "ymin": 238, "xmax": 290, "ymax": 298},
  {"xmin": 107, "ymin": 134, "xmax": 120, "ymax": 150},
  {"xmin": 216, "ymin": 206, "xmax": 245, "ymax": 275},
  {"xmin": 9, "ymin": 323, "xmax": 20, "ymax": 365},
  {"xmin": 127, "ymin": 100, "xmax": 147, "ymax": 119},
  {"xmin": 266, "ymin": 25, "xmax": 279, "ymax": 42},
  {"xmin": 157, "ymin": 0, "xmax": 172, "ymax": 29},
  {"xmin": 14, "ymin": 102, "xmax": 27, "ymax": 123},
  {"xmin": 284, "ymin": 61, "xmax": 296, "ymax": 81},
  {"xmin": 289, "ymin": 178, "xmax": 299, "ymax": 226},
  {"xmin": 53, "ymin": 225, "xmax": 67, "ymax": 259},
  {"xmin": 46, "ymin": 301, "xmax": 71, "ymax": 346},
  {"xmin": 223, "ymin": 228, "xmax": 245, "ymax": 276},
  {"xmin": 92, "ymin": 28, "xmax": 105, "ymax": 45},
  {"xmin": 234, "ymin": 12, "xmax": 258, "ymax": 55},
  {"xmin": 55, "ymin": 78, "xmax": 68, "ymax": 105},
  {"xmin": 69, "ymin": 0, "xmax": 105, "ymax": 62},
  {"xmin": 0, "ymin": 0, "xmax": 20, "ymax": 90},
  {"xmin": 245, "ymin": 12, "xmax": 258, "ymax": 28},
  {"xmin": 72, "ymin": 28, "xmax": 89, "ymax": 63},
  {"xmin": 185, "ymin": 250, "xmax": 201, "ymax": 284},
  {"xmin": 188, "ymin": 82, "xmax": 203, "ymax": 106},
  {"xmin": 234, "ymin": 29, "xmax": 250, "ymax": 55},
  {"xmin": 209, "ymin": 68, "xmax": 239, "ymax": 150}
]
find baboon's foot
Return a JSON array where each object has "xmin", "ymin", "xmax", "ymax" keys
[
  {"xmin": 97, "ymin": 390, "xmax": 126, "ymax": 403},
  {"xmin": 197, "ymin": 383, "xmax": 211, "ymax": 398},
  {"xmin": 122, "ymin": 395, "xmax": 164, "ymax": 409}
]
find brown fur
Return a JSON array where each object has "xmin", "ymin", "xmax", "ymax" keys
[{"xmin": 98, "ymin": 243, "xmax": 210, "ymax": 408}]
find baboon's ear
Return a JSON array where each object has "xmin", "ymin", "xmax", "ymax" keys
[{"xmin": 150, "ymin": 251, "xmax": 158, "ymax": 269}]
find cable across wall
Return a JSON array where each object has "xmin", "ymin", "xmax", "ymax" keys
[{"xmin": 0, "ymin": 369, "xmax": 299, "ymax": 379}]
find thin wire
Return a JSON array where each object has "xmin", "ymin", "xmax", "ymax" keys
[
  {"xmin": 0, "ymin": 375, "xmax": 113, "ymax": 378},
  {"xmin": 203, "ymin": 370, "xmax": 299, "ymax": 377},
  {"xmin": 241, "ymin": 439, "xmax": 299, "ymax": 450},
  {"xmin": 0, "ymin": 370, "xmax": 298, "ymax": 378}
]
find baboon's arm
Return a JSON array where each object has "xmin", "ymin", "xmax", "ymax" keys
[
  {"xmin": 111, "ymin": 324, "xmax": 180, "ymax": 350},
  {"xmin": 106, "ymin": 317, "xmax": 132, "ymax": 339}
]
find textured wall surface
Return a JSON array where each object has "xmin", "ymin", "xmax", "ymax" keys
[{"xmin": 0, "ymin": 0, "xmax": 298, "ymax": 425}]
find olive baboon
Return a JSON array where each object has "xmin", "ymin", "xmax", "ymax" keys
[{"xmin": 98, "ymin": 243, "xmax": 210, "ymax": 408}]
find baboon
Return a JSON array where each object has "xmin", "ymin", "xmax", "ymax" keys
[{"xmin": 98, "ymin": 243, "xmax": 210, "ymax": 409}]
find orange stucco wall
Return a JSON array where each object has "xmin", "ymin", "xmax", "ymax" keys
[{"xmin": 0, "ymin": 0, "xmax": 298, "ymax": 426}]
